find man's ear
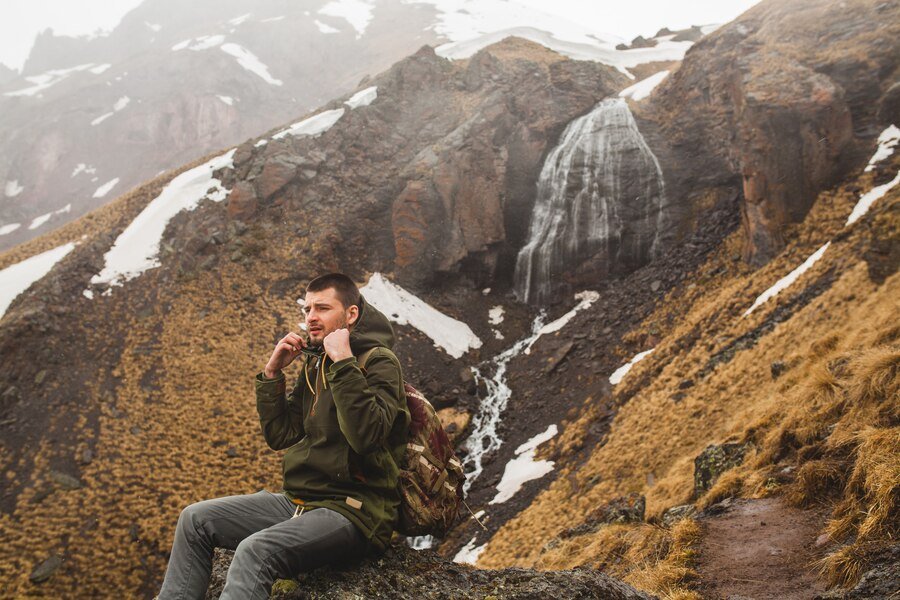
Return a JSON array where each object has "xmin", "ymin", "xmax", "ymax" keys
[{"xmin": 347, "ymin": 305, "xmax": 360, "ymax": 327}]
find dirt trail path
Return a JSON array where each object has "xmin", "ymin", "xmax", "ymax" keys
[{"xmin": 695, "ymin": 497, "xmax": 830, "ymax": 600}]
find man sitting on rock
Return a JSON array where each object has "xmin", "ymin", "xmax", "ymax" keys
[{"xmin": 157, "ymin": 273, "xmax": 410, "ymax": 599}]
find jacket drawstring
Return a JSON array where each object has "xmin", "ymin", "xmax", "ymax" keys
[{"xmin": 305, "ymin": 355, "xmax": 330, "ymax": 416}]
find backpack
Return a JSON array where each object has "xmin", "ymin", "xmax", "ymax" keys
[{"xmin": 358, "ymin": 348, "xmax": 466, "ymax": 538}]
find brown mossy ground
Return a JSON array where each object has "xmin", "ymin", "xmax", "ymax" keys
[{"xmin": 477, "ymin": 152, "xmax": 899, "ymax": 598}]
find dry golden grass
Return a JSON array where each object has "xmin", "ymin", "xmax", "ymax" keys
[
  {"xmin": 479, "ymin": 157, "xmax": 899, "ymax": 596},
  {"xmin": 535, "ymin": 518, "xmax": 702, "ymax": 599}
]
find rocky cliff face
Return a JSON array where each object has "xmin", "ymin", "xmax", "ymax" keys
[
  {"xmin": 215, "ymin": 39, "xmax": 628, "ymax": 291},
  {"xmin": 644, "ymin": 0, "xmax": 900, "ymax": 266}
]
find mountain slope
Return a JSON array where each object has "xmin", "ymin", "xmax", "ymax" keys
[{"xmin": 0, "ymin": 0, "xmax": 897, "ymax": 597}]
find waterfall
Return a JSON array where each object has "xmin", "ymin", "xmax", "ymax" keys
[{"xmin": 514, "ymin": 97, "xmax": 667, "ymax": 303}]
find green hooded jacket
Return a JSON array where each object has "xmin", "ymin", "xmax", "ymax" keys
[{"xmin": 254, "ymin": 295, "xmax": 409, "ymax": 553}]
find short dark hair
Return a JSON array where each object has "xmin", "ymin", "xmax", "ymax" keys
[{"xmin": 306, "ymin": 273, "xmax": 361, "ymax": 310}]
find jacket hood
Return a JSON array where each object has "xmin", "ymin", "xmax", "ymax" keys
[{"xmin": 348, "ymin": 294, "xmax": 396, "ymax": 355}]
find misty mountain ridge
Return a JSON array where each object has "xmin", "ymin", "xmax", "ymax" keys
[
  {"xmin": 0, "ymin": 0, "xmax": 701, "ymax": 253},
  {"xmin": 0, "ymin": 0, "xmax": 898, "ymax": 598}
]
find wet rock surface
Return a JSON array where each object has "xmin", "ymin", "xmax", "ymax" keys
[{"xmin": 204, "ymin": 544, "xmax": 655, "ymax": 600}]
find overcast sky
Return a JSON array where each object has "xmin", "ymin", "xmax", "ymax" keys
[{"xmin": 0, "ymin": 0, "xmax": 760, "ymax": 72}]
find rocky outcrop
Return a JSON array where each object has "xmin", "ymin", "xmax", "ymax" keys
[
  {"xmin": 817, "ymin": 543, "xmax": 900, "ymax": 600},
  {"xmin": 218, "ymin": 39, "xmax": 627, "ymax": 290},
  {"xmin": 556, "ymin": 493, "xmax": 647, "ymax": 540},
  {"xmin": 693, "ymin": 443, "xmax": 751, "ymax": 497},
  {"xmin": 203, "ymin": 544, "xmax": 655, "ymax": 600},
  {"xmin": 644, "ymin": 0, "xmax": 900, "ymax": 266}
]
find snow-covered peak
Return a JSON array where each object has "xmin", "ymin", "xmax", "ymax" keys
[{"xmin": 405, "ymin": 0, "xmax": 699, "ymax": 77}]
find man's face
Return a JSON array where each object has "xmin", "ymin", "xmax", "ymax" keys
[{"xmin": 302, "ymin": 287, "xmax": 357, "ymax": 344}]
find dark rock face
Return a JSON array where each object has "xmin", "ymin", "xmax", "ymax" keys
[
  {"xmin": 204, "ymin": 544, "xmax": 655, "ymax": 600},
  {"xmin": 661, "ymin": 504, "xmax": 698, "ymax": 526},
  {"xmin": 817, "ymin": 543, "xmax": 900, "ymax": 600},
  {"xmin": 693, "ymin": 443, "xmax": 751, "ymax": 497},
  {"xmin": 218, "ymin": 39, "xmax": 627, "ymax": 291},
  {"xmin": 644, "ymin": 0, "xmax": 900, "ymax": 266},
  {"xmin": 556, "ymin": 493, "xmax": 647, "ymax": 540}
]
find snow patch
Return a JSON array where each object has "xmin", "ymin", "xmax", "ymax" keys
[
  {"xmin": 145, "ymin": 22, "xmax": 162, "ymax": 32},
  {"xmin": 488, "ymin": 305, "xmax": 504, "ymax": 325},
  {"xmin": 89, "ymin": 64, "xmax": 112, "ymax": 74},
  {"xmin": 865, "ymin": 125, "xmax": 900, "ymax": 172},
  {"xmin": 262, "ymin": 16, "xmax": 285, "ymax": 23},
  {"xmin": 609, "ymin": 348, "xmax": 655, "ymax": 385},
  {"xmin": 228, "ymin": 13, "xmax": 252, "ymax": 26},
  {"xmin": 82, "ymin": 289, "xmax": 94, "ymax": 299},
  {"xmin": 254, "ymin": 139, "xmax": 268, "ymax": 147},
  {"xmin": 345, "ymin": 86, "xmax": 377, "ymax": 108},
  {"xmin": 360, "ymin": 272, "xmax": 482, "ymax": 358},
  {"xmin": 71, "ymin": 164, "xmax": 97, "ymax": 177},
  {"xmin": 5, "ymin": 63, "xmax": 102, "ymax": 96},
  {"xmin": 0, "ymin": 223, "xmax": 21, "ymax": 236},
  {"xmin": 490, "ymin": 424, "xmax": 558, "ymax": 504},
  {"xmin": 524, "ymin": 290, "xmax": 598, "ymax": 353},
  {"xmin": 172, "ymin": 35, "xmax": 225, "ymax": 51},
  {"xmin": 272, "ymin": 109, "xmax": 345, "ymax": 139},
  {"xmin": 27, "ymin": 203, "xmax": 71, "ymax": 231},
  {"xmin": 318, "ymin": 0, "xmax": 374, "ymax": 38},
  {"xmin": 743, "ymin": 242, "xmax": 831, "ymax": 316},
  {"xmin": 220, "ymin": 43, "xmax": 283, "ymax": 85},
  {"xmin": 91, "ymin": 112, "xmax": 114, "ymax": 126},
  {"xmin": 5, "ymin": 180, "xmax": 24, "ymax": 197},
  {"xmin": 846, "ymin": 169, "xmax": 900, "ymax": 225},
  {"xmin": 93, "ymin": 178, "xmax": 120, "ymax": 198},
  {"xmin": 315, "ymin": 19, "xmax": 341, "ymax": 34},
  {"xmin": 217, "ymin": 95, "xmax": 234, "ymax": 106},
  {"xmin": 113, "ymin": 96, "xmax": 130, "ymax": 111},
  {"xmin": 90, "ymin": 150, "xmax": 235, "ymax": 290},
  {"xmin": 619, "ymin": 70, "xmax": 669, "ymax": 101},
  {"xmin": 453, "ymin": 536, "xmax": 487, "ymax": 565},
  {"xmin": 0, "ymin": 242, "xmax": 77, "ymax": 319}
]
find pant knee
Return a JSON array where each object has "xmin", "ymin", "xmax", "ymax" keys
[{"xmin": 177, "ymin": 501, "xmax": 208, "ymax": 541}]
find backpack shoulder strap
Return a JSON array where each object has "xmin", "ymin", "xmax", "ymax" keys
[
  {"xmin": 357, "ymin": 348, "xmax": 378, "ymax": 371},
  {"xmin": 356, "ymin": 347, "xmax": 400, "ymax": 372}
]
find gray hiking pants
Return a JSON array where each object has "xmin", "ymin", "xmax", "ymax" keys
[{"xmin": 157, "ymin": 490, "xmax": 367, "ymax": 600}]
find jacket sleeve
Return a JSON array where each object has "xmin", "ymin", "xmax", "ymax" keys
[
  {"xmin": 326, "ymin": 350, "xmax": 406, "ymax": 455},
  {"xmin": 255, "ymin": 370, "xmax": 306, "ymax": 451}
]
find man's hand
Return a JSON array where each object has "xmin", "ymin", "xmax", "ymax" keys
[
  {"xmin": 264, "ymin": 332, "xmax": 307, "ymax": 378},
  {"xmin": 323, "ymin": 328, "xmax": 353, "ymax": 363}
]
